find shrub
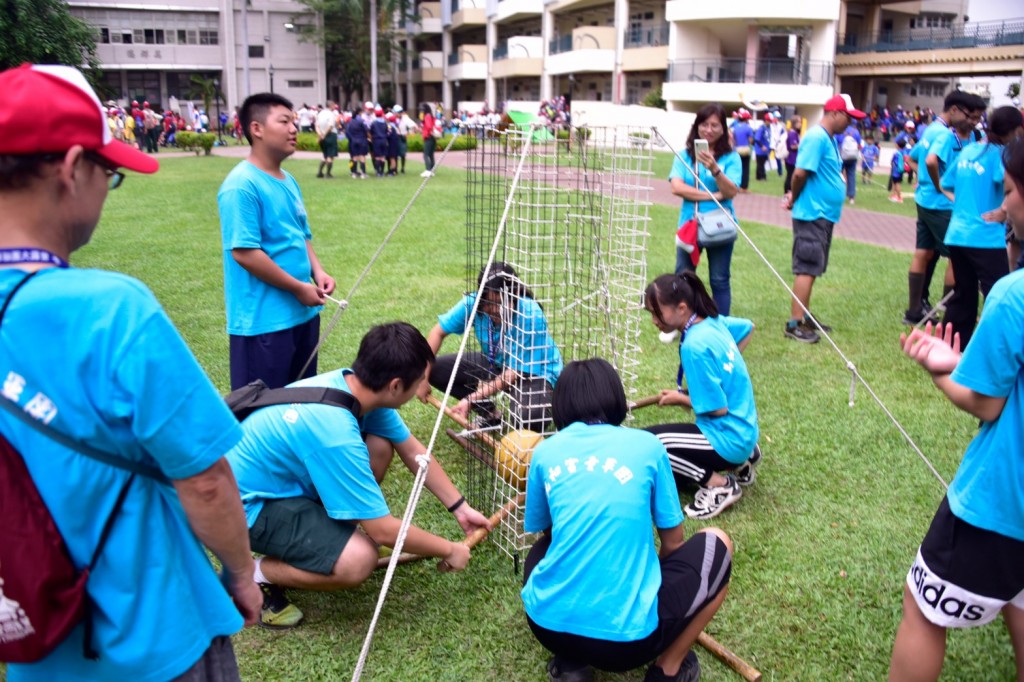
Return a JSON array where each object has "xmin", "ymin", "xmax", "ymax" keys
[
  {"xmin": 175, "ymin": 131, "xmax": 217, "ymax": 155},
  {"xmin": 293, "ymin": 131, "xmax": 477, "ymax": 155},
  {"xmin": 406, "ymin": 134, "xmax": 477, "ymax": 153},
  {"xmin": 642, "ymin": 86, "xmax": 666, "ymax": 110}
]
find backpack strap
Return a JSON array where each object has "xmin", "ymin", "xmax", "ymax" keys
[
  {"xmin": 0, "ymin": 270, "xmax": 170, "ymax": 485},
  {"xmin": 232, "ymin": 386, "xmax": 361, "ymax": 422}
]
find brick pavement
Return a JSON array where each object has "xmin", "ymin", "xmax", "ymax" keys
[{"xmin": 192, "ymin": 145, "xmax": 916, "ymax": 253}]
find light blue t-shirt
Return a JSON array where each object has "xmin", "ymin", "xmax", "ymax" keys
[
  {"xmin": 948, "ymin": 270, "xmax": 1024, "ymax": 541},
  {"xmin": 669, "ymin": 150, "xmax": 742, "ymax": 225},
  {"xmin": 438, "ymin": 293, "xmax": 563, "ymax": 387},
  {"xmin": 911, "ymin": 120, "xmax": 963, "ymax": 211},
  {"xmin": 1, "ymin": 268, "xmax": 244, "ymax": 682},
  {"xmin": 792, "ymin": 125, "xmax": 846, "ymax": 224},
  {"xmin": 681, "ymin": 317, "xmax": 759, "ymax": 463},
  {"xmin": 218, "ymin": 160, "xmax": 321, "ymax": 336},
  {"xmin": 941, "ymin": 141, "xmax": 1006, "ymax": 249},
  {"xmin": 226, "ymin": 369, "xmax": 409, "ymax": 526},
  {"xmin": 718, "ymin": 315, "xmax": 754, "ymax": 347},
  {"xmin": 522, "ymin": 422, "xmax": 684, "ymax": 641}
]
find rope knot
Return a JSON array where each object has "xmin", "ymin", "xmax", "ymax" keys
[{"xmin": 414, "ymin": 453, "xmax": 432, "ymax": 469}]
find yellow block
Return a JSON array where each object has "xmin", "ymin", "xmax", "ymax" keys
[{"xmin": 495, "ymin": 430, "xmax": 544, "ymax": 491}]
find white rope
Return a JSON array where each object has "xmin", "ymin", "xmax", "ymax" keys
[
  {"xmin": 350, "ymin": 453, "xmax": 432, "ymax": 682},
  {"xmin": 350, "ymin": 127, "xmax": 537, "ymax": 681},
  {"xmin": 299, "ymin": 130, "xmax": 467, "ymax": 378},
  {"xmin": 652, "ymin": 127, "xmax": 949, "ymax": 490}
]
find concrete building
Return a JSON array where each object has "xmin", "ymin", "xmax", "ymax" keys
[{"xmin": 69, "ymin": 0, "xmax": 327, "ymax": 112}]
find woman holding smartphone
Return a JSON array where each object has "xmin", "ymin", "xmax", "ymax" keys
[{"xmin": 669, "ymin": 104, "xmax": 742, "ymax": 316}]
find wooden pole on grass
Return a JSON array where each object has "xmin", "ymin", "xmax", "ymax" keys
[{"xmin": 374, "ymin": 494, "xmax": 522, "ymax": 569}]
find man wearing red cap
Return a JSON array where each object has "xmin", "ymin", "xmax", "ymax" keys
[
  {"xmin": 782, "ymin": 93, "xmax": 866, "ymax": 343},
  {"xmin": 0, "ymin": 64, "xmax": 260, "ymax": 680}
]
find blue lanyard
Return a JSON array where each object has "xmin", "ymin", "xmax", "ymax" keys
[
  {"xmin": 0, "ymin": 248, "xmax": 69, "ymax": 269},
  {"xmin": 675, "ymin": 313, "xmax": 698, "ymax": 391}
]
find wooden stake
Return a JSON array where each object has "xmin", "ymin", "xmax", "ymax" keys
[
  {"xmin": 374, "ymin": 493, "xmax": 522, "ymax": 569},
  {"xmin": 697, "ymin": 632, "xmax": 762, "ymax": 682},
  {"xmin": 426, "ymin": 394, "xmax": 500, "ymax": 451}
]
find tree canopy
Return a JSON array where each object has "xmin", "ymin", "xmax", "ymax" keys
[
  {"xmin": 294, "ymin": 0, "xmax": 413, "ymax": 107},
  {"xmin": 0, "ymin": 0, "xmax": 100, "ymax": 81}
]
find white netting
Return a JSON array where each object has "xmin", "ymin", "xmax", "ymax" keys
[{"xmin": 459, "ymin": 125, "xmax": 653, "ymax": 560}]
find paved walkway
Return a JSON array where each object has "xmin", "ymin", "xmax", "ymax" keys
[{"xmin": 169, "ymin": 144, "xmax": 917, "ymax": 253}]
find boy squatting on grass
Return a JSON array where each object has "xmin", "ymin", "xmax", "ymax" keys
[
  {"xmin": 888, "ymin": 140, "xmax": 1024, "ymax": 681},
  {"xmin": 226, "ymin": 322, "xmax": 491, "ymax": 629}
]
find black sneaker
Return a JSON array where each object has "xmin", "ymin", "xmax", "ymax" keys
[
  {"xmin": 684, "ymin": 474, "xmax": 742, "ymax": 520},
  {"xmin": 902, "ymin": 306, "xmax": 932, "ymax": 326},
  {"xmin": 734, "ymin": 444, "xmax": 762, "ymax": 486},
  {"xmin": 644, "ymin": 650, "xmax": 700, "ymax": 682},
  {"xmin": 784, "ymin": 322, "xmax": 819, "ymax": 344},
  {"xmin": 258, "ymin": 583, "xmax": 303, "ymax": 630},
  {"xmin": 801, "ymin": 314, "xmax": 832, "ymax": 333},
  {"xmin": 547, "ymin": 656, "xmax": 594, "ymax": 682}
]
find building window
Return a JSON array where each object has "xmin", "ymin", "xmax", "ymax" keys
[
  {"xmin": 178, "ymin": 29, "xmax": 198, "ymax": 45},
  {"xmin": 99, "ymin": 27, "xmax": 110, "ymax": 43},
  {"xmin": 287, "ymin": 80, "xmax": 314, "ymax": 88},
  {"xmin": 199, "ymin": 30, "xmax": 218, "ymax": 45},
  {"xmin": 143, "ymin": 29, "xmax": 165, "ymax": 44},
  {"xmin": 249, "ymin": 45, "xmax": 264, "ymax": 58}
]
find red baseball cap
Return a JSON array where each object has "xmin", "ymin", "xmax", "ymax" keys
[
  {"xmin": 0, "ymin": 64, "xmax": 158, "ymax": 174},
  {"xmin": 824, "ymin": 93, "xmax": 867, "ymax": 120}
]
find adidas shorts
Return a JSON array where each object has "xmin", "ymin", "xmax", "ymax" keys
[{"xmin": 906, "ymin": 497, "xmax": 1024, "ymax": 628}]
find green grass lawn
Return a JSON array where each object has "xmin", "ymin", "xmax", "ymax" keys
[{"xmin": 35, "ymin": 154, "xmax": 1017, "ymax": 681}]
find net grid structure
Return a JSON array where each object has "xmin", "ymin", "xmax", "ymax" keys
[{"xmin": 459, "ymin": 124, "xmax": 656, "ymax": 560}]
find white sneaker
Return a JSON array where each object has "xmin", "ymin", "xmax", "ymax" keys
[
  {"xmin": 684, "ymin": 474, "xmax": 742, "ymax": 520},
  {"xmin": 659, "ymin": 330, "xmax": 680, "ymax": 343},
  {"xmin": 420, "ymin": 170, "xmax": 433, "ymax": 178},
  {"xmin": 734, "ymin": 445, "xmax": 762, "ymax": 486}
]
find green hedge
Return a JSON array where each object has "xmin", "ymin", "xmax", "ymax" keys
[
  {"xmin": 175, "ymin": 131, "xmax": 216, "ymax": 155},
  {"xmin": 296, "ymin": 131, "xmax": 477, "ymax": 154}
]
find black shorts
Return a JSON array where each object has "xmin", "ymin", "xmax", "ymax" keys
[
  {"xmin": 906, "ymin": 497, "xmax": 1024, "ymax": 628},
  {"xmin": 525, "ymin": 532, "xmax": 731, "ymax": 672},
  {"xmin": 915, "ymin": 205, "xmax": 952, "ymax": 256},
  {"xmin": 791, "ymin": 217, "xmax": 835, "ymax": 277},
  {"xmin": 249, "ymin": 497, "xmax": 357, "ymax": 575},
  {"xmin": 320, "ymin": 132, "xmax": 338, "ymax": 158},
  {"xmin": 228, "ymin": 315, "xmax": 320, "ymax": 390}
]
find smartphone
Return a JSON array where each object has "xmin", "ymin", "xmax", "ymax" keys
[{"xmin": 693, "ymin": 138, "xmax": 709, "ymax": 158}]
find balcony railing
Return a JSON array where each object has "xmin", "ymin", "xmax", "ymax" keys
[
  {"xmin": 667, "ymin": 58, "xmax": 834, "ymax": 86},
  {"xmin": 837, "ymin": 17, "xmax": 1024, "ymax": 54},
  {"xmin": 493, "ymin": 44, "xmax": 508, "ymax": 60},
  {"xmin": 548, "ymin": 34, "xmax": 573, "ymax": 55},
  {"xmin": 624, "ymin": 25, "xmax": 669, "ymax": 48}
]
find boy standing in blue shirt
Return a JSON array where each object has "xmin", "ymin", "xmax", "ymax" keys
[
  {"xmin": 219, "ymin": 93, "xmax": 337, "ymax": 390},
  {"xmin": 861, "ymin": 135, "xmax": 880, "ymax": 185},
  {"xmin": 889, "ymin": 140, "xmax": 1024, "ymax": 682},
  {"xmin": 902, "ymin": 91, "xmax": 986, "ymax": 325},
  {"xmin": 782, "ymin": 94, "xmax": 866, "ymax": 344}
]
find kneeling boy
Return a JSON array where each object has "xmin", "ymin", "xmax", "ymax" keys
[{"xmin": 228, "ymin": 322, "xmax": 491, "ymax": 628}]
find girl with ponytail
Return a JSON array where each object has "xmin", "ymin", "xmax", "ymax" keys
[{"xmin": 642, "ymin": 271, "xmax": 761, "ymax": 520}]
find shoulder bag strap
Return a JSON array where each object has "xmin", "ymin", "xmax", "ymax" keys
[{"xmin": 0, "ymin": 270, "xmax": 170, "ymax": 485}]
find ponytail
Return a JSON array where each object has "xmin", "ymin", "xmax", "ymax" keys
[{"xmin": 644, "ymin": 272, "xmax": 719, "ymax": 324}]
